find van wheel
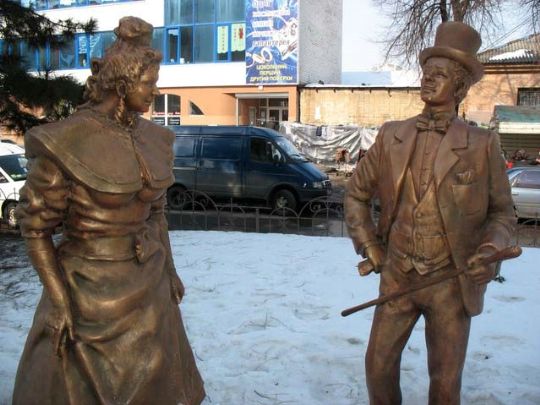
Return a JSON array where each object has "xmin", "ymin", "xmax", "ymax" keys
[
  {"xmin": 167, "ymin": 186, "xmax": 187, "ymax": 211},
  {"xmin": 272, "ymin": 189, "xmax": 297, "ymax": 212},
  {"xmin": 4, "ymin": 202, "xmax": 18, "ymax": 228}
]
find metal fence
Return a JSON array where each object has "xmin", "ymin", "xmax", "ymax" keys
[
  {"xmin": 514, "ymin": 217, "xmax": 540, "ymax": 247},
  {"xmin": 167, "ymin": 190, "xmax": 540, "ymax": 248},
  {"xmin": 1, "ymin": 187, "xmax": 539, "ymax": 248},
  {"xmin": 166, "ymin": 190, "xmax": 353, "ymax": 237}
]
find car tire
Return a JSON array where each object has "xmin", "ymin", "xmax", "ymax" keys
[
  {"xmin": 272, "ymin": 189, "xmax": 297, "ymax": 212},
  {"xmin": 167, "ymin": 185, "xmax": 187, "ymax": 211},
  {"xmin": 4, "ymin": 202, "xmax": 18, "ymax": 228}
]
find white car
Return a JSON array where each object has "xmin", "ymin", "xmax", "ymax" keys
[
  {"xmin": 0, "ymin": 143, "xmax": 27, "ymax": 228},
  {"xmin": 508, "ymin": 166, "xmax": 540, "ymax": 219}
]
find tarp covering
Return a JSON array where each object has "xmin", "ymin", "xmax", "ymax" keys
[{"xmin": 279, "ymin": 122, "xmax": 379, "ymax": 164}]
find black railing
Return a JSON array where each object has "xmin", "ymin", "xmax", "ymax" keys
[
  {"xmin": 1, "ymin": 186, "xmax": 539, "ymax": 247},
  {"xmin": 166, "ymin": 190, "xmax": 353, "ymax": 237},
  {"xmin": 166, "ymin": 190, "xmax": 540, "ymax": 247}
]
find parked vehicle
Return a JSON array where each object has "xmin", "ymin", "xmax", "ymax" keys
[
  {"xmin": 0, "ymin": 143, "xmax": 27, "ymax": 227},
  {"xmin": 167, "ymin": 125, "xmax": 331, "ymax": 211},
  {"xmin": 507, "ymin": 167, "xmax": 540, "ymax": 219}
]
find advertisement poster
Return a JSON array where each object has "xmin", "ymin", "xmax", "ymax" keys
[{"xmin": 246, "ymin": 0, "xmax": 298, "ymax": 85}]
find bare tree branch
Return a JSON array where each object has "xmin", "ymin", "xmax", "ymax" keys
[{"xmin": 374, "ymin": 0, "xmax": 534, "ymax": 68}]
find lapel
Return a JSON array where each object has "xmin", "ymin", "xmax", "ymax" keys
[
  {"xmin": 390, "ymin": 117, "xmax": 417, "ymax": 201},
  {"xmin": 433, "ymin": 118, "xmax": 469, "ymax": 189}
]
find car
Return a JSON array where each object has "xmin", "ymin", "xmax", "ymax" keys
[
  {"xmin": 0, "ymin": 143, "xmax": 27, "ymax": 228},
  {"xmin": 507, "ymin": 166, "xmax": 540, "ymax": 219},
  {"xmin": 167, "ymin": 125, "xmax": 331, "ymax": 212}
]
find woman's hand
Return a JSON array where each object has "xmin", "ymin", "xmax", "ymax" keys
[
  {"xmin": 170, "ymin": 273, "xmax": 185, "ymax": 304},
  {"xmin": 46, "ymin": 301, "xmax": 74, "ymax": 357}
]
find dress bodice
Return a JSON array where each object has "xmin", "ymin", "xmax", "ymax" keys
[{"xmin": 17, "ymin": 109, "xmax": 175, "ymax": 240}]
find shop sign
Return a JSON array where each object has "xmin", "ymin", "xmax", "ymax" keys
[
  {"xmin": 246, "ymin": 0, "xmax": 298, "ymax": 85},
  {"xmin": 168, "ymin": 116, "xmax": 181, "ymax": 125},
  {"xmin": 151, "ymin": 116, "xmax": 165, "ymax": 125}
]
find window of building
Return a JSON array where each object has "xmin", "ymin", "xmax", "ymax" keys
[
  {"xmin": 17, "ymin": 0, "xmax": 135, "ymax": 10},
  {"xmin": 39, "ymin": 45, "xmax": 49, "ymax": 71},
  {"xmin": 77, "ymin": 35, "xmax": 88, "ymax": 68},
  {"xmin": 50, "ymin": 39, "xmax": 76, "ymax": 70},
  {"xmin": 89, "ymin": 32, "xmax": 115, "ymax": 60},
  {"xmin": 152, "ymin": 28, "xmax": 165, "ymax": 55},
  {"xmin": 180, "ymin": 27, "xmax": 193, "ymax": 63},
  {"xmin": 217, "ymin": 0, "xmax": 244, "ymax": 22},
  {"xmin": 152, "ymin": 94, "xmax": 181, "ymax": 125},
  {"xmin": 15, "ymin": 0, "xmax": 246, "ymax": 72},
  {"xmin": 518, "ymin": 88, "xmax": 540, "ymax": 107},
  {"xmin": 18, "ymin": 41, "xmax": 35, "ymax": 71},
  {"xmin": 154, "ymin": 95, "xmax": 166, "ymax": 115},
  {"xmin": 195, "ymin": 0, "xmax": 214, "ymax": 23},
  {"xmin": 194, "ymin": 25, "xmax": 213, "ymax": 63},
  {"xmin": 190, "ymin": 101, "xmax": 204, "ymax": 115},
  {"xmin": 167, "ymin": 28, "xmax": 180, "ymax": 63}
]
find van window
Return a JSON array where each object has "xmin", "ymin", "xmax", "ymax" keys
[
  {"xmin": 0, "ymin": 154, "xmax": 28, "ymax": 181},
  {"xmin": 250, "ymin": 137, "xmax": 283, "ymax": 163},
  {"xmin": 201, "ymin": 137, "xmax": 241, "ymax": 160},
  {"xmin": 174, "ymin": 137, "xmax": 196, "ymax": 157}
]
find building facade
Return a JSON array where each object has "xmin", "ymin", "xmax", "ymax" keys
[
  {"xmin": 464, "ymin": 34, "xmax": 540, "ymax": 125},
  {"xmin": 10, "ymin": 0, "xmax": 342, "ymax": 127}
]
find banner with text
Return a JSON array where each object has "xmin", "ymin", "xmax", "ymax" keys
[{"xmin": 246, "ymin": 0, "xmax": 298, "ymax": 85}]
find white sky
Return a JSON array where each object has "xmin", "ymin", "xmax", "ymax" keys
[{"xmin": 341, "ymin": 0, "xmax": 534, "ymax": 72}]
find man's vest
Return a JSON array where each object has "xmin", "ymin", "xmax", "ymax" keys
[{"xmin": 387, "ymin": 168, "xmax": 452, "ymax": 274}]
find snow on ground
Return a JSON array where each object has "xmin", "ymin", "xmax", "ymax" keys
[{"xmin": 1, "ymin": 231, "xmax": 539, "ymax": 404}]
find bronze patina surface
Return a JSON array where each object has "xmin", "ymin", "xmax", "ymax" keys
[
  {"xmin": 12, "ymin": 17, "xmax": 205, "ymax": 405},
  {"xmin": 344, "ymin": 22, "xmax": 516, "ymax": 405}
]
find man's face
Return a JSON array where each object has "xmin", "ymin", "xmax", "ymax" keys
[
  {"xmin": 125, "ymin": 64, "xmax": 160, "ymax": 113},
  {"xmin": 420, "ymin": 57, "xmax": 458, "ymax": 108}
]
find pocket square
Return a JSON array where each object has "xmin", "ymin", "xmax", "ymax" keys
[{"xmin": 455, "ymin": 169, "xmax": 475, "ymax": 185}]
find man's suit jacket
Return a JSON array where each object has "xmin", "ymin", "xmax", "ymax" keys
[{"xmin": 345, "ymin": 116, "xmax": 516, "ymax": 316}]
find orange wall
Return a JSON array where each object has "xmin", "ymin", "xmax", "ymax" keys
[
  {"xmin": 148, "ymin": 86, "xmax": 298, "ymax": 125},
  {"xmin": 463, "ymin": 66, "xmax": 540, "ymax": 125}
]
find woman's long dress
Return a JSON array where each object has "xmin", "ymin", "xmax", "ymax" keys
[{"xmin": 12, "ymin": 109, "xmax": 205, "ymax": 405}]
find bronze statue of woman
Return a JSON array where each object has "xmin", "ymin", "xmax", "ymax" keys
[{"xmin": 12, "ymin": 17, "xmax": 205, "ymax": 404}]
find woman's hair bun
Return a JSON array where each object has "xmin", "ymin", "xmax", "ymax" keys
[{"xmin": 113, "ymin": 17, "xmax": 153, "ymax": 47}]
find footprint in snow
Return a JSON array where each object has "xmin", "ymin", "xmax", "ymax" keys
[{"xmin": 492, "ymin": 295, "xmax": 525, "ymax": 303}]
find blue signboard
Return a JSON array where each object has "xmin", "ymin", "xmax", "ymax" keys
[{"xmin": 246, "ymin": 0, "xmax": 298, "ymax": 85}]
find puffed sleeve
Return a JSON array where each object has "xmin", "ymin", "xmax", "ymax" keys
[{"xmin": 16, "ymin": 155, "xmax": 69, "ymax": 238}]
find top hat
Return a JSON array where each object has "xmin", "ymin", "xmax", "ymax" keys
[{"xmin": 419, "ymin": 22, "xmax": 484, "ymax": 83}]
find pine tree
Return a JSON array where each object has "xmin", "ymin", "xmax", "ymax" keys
[{"xmin": 0, "ymin": 0, "xmax": 96, "ymax": 133}]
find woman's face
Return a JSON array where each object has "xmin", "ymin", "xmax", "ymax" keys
[{"xmin": 125, "ymin": 64, "xmax": 160, "ymax": 113}]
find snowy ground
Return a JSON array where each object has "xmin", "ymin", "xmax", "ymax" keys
[{"xmin": 1, "ymin": 231, "xmax": 539, "ymax": 404}]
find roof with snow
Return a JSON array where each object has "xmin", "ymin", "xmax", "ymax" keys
[{"xmin": 478, "ymin": 34, "xmax": 540, "ymax": 64}]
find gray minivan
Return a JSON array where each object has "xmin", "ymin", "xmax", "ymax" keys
[{"xmin": 167, "ymin": 126, "xmax": 331, "ymax": 211}]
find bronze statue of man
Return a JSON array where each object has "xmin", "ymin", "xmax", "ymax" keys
[{"xmin": 345, "ymin": 22, "xmax": 515, "ymax": 404}]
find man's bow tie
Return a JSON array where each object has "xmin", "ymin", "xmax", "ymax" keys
[{"xmin": 416, "ymin": 115, "xmax": 451, "ymax": 134}]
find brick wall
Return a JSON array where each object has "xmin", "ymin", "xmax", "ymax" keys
[
  {"xmin": 299, "ymin": 87, "xmax": 423, "ymax": 127},
  {"xmin": 463, "ymin": 66, "xmax": 540, "ymax": 125}
]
